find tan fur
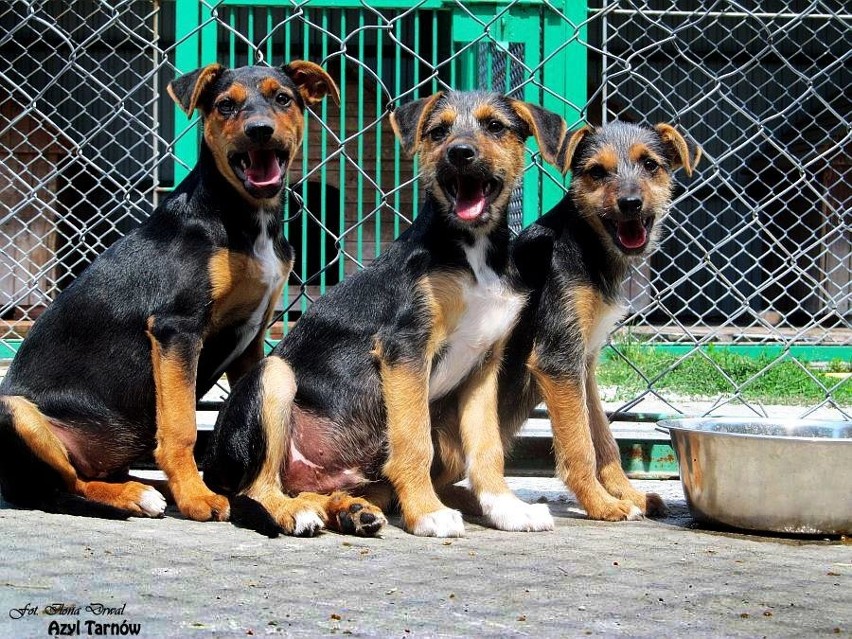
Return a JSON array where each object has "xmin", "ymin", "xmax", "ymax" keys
[
  {"xmin": 4, "ymin": 386, "xmax": 179, "ymax": 516},
  {"xmin": 457, "ymin": 342, "xmax": 511, "ymax": 497},
  {"xmin": 167, "ymin": 63, "xmax": 223, "ymax": 115},
  {"xmin": 238, "ymin": 359, "xmax": 331, "ymax": 533},
  {"xmin": 146, "ymin": 318, "xmax": 229, "ymax": 521},
  {"xmin": 207, "ymin": 249, "xmax": 287, "ymax": 330},
  {"xmin": 584, "ymin": 359, "xmax": 647, "ymax": 509},
  {"xmin": 207, "ymin": 248, "xmax": 288, "ymax": 384},
  {"xmin": 418, "ymin": 271, "xmax": 466, "ymax": 357},
  {"xmin": 531, "ymin": 369, "xmax": 640, "ymax": 521},
  {"xmin": 510, "ymin": 100, "xmax": 568, "ymax": 168},
  {"xmin": 388, "ymin": 91, "xmax": 444, "ymax": 157},
  {"xmin": 379, "ymin": 359, "xmax": 445, "ymax": 530},
  {"xmin": 259, "ymin": 77, "xmax": 283, "ymax": 98},
  {"xmin": 571, "ymin": 286, "xmax": 605, "ymax": 344},
  {"xmin": 563, "ymin": 126, "xmax": 591, "ymax": 172},
  {"xmin": 284, "ymin": 60, "xmax": 340, "ymax": 106},
  {"xmin": 654, "ymin": 123, "xmax": 701, "ymax": 176}
]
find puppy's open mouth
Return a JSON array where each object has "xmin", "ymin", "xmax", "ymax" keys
[
  {"xmin": 230, "ymin": 149, "xmax": 290, "ymax": 198},
  {"xmin": 605, "ymin": 216, "xmax": 655, "ymax": 252},
  {"xmin": 442, "ymin": 176, "xmax": 503, "ymax": 223}
]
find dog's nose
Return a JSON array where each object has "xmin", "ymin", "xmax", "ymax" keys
[
  {"xmin": 447, "ymin": 143, "xmax": 477, "ymax": 167},
  {"xmin": 617, "ymin": 196, "xmax": 643, "ymax": 216},
  {"xmin": 245, "ymin": 121, "xmax": 274, "ymax": 143}
]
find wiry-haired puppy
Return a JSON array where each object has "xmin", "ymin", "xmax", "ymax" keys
[
  {"xmin": 204, "ymin": 91, "xmax": 569, "ymax": 537},
  {"xmin": 434, "ymin": 121, "xmax": 701, "ymax": 521}
]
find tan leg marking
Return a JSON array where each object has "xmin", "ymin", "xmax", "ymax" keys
[
  {"xmin": 239, "ymin": 358, "xmax": 327, "ymax": 536},
  {"xmin": 586, "ymin": 358, "xmax": 665, "ymax": 516},
  {"xmin": 532, "ymin": 370, "xmax": 639, "ymax": 521},
  {"xmin": 380, "ymin": 359, "xmax": 458, "ymax": 535},
  {"xmin": 147, "ymin": 323, "xmax": 229, "ymax": 521},
  {"xmin": 460, "ymin": 350, "xmax": 554, "ymax": 532},
  {"xmin": 3, "ymin": 397, "xmax": 165, "ymax": 516},
  {"xmin": 458, "ymin": 348, "xmax": 510, "ymax": 497},
  {"xmin": 207, "ymin": 248, "xmax": 289, "ymax": 387}
]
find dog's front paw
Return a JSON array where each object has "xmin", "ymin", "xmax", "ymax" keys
[
  {"xmin": 136, "ymin": 486, "xmax": 167, "ymax": 517},
  {"xmin": 409, "ymin": 508, "xmax": 465, "ymax": 538},
  {"xmin": 479, "ymin": 493, "xmax": 554, "ymax": 532},
  {"xmin": 178, "ymin": 490, "xmax": 231, "ymax": 522},
  {"xmin": 585, "ymin": 496, "xmax": 644, "ymax": 522}
]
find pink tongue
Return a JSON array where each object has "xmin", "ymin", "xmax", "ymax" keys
[
  {"xmin": 617, "ymin": 219, "xmax": 647, "ymax": 249},
  {"xmin": 455, "ymin": 182, "xmax": 486, "ymax": 221},
  {"xmin": 245, "ymin": 150, "xmax": 282, "ymax": 187}
]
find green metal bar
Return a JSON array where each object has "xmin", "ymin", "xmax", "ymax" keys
[
  {"xmin": 266, "ymin": 9, "xmax": 273, "ymax": 64},
  {"xmin": 300, "ymin": 13, "xmax": 310, "ymax": 314},
  {"xmin": 374, "ymin": 17, "xmax": 383, "ymax": 258},
  {"xmin": 356, "ymin": 13, "xmax": 365, "ymax": 266},
  {"xmin": 173, "ymin": 0, "xmax": 202, "ymax": 184},
  {"xmin": 228, "ymin": 10, "xmax": 236, "ymax": 67},
  {"xmin": 319, "ymin": 9, "xmax": 329, "ymax": 294},
  {"xmin": 248, "ymin": 8, "xmax": 256, "ymax": 63},
  {"xmin": 221, "ymin": 0, "xmax": 446, "ymax": 7},
  {"xmin": 338, "ymin": 10, "xmax": 347, "ymax": 283},
  {"xmin": 393, "ymin": 16, "xmax": 402, "ymax": 236}
]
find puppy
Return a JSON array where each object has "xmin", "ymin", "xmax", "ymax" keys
[
  {"xmin": 0, "ymin": 61, "xmax": 337, "ymax": 528},
  {"xmin": 204, "ymin": 91, "xmax": 568, "ymax": 537},
  {"xmin": 492, "ymin": 121, "xmax": 701, "ymax": 520}
]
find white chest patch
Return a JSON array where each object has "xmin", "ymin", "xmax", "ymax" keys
[
  {"xmin": 429, "ymin": 240, "xmax": 525, "ymax": 401},
  {"xmin": 587, "ymin": 301, "xmax": 626, "ymax": 354}
]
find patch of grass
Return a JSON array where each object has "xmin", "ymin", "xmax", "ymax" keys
[{"xmin": 598, "ymin": 343, "xmax": 852, "ymax": 405}]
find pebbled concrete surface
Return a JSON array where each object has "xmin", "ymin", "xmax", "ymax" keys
[{"xmin": 0, "ymin": 479, "xmax": 849, "ymax": 638}]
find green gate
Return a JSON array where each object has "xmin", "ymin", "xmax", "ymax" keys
[{"xmin": 172, "ymin": 0, "xmax": 586, "ymax": 321}]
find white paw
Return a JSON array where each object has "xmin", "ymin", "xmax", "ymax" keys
[
  {"xmin": 411, "ymin": 508, "xmax": 465, "ymax": 538},
  {"xmin": 479, "ymin": 492, "xmax": 554, "ymax": 532},
  {"xmin": 627, "ymin": 505, "xmax": 644, "ymax": 521},
  {"xmin": 138, "ymin": 487, "xmax": 167, "ymax": 517},
  {"xmin": 293, "ymin": 510, "xmax": 325, "ymax": 537}
]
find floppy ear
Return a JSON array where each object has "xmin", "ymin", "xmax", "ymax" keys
[
  {"xmin": 389, "ymin": 92, "xmax": 444, "ymax": 157},
  {"xmin": 654, "ymin": 123, "xmax": 702, "ymax": 177},
  {"xmin": 509, "ymin": 101, "xmax": 569, "ymax": 173},
  {"xmin": 562, "ymin": 125, "xmax": 593, "ymax": 174},
  {"xmin": 167, "ymin": 63, "xmax": 225, "ymax": 116},
  {"xmin": 282, "ymin": 60, "xmax": 340, "ymax": 107}
]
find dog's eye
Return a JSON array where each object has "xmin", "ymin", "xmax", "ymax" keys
[
  {"xmin": 643, "ymin": 158, "xmax": 659, "ymax": 173},
  {"xmin": 216, "ymin": 99, "xmax": 237, "ymax": 116},
  {"xmin": 276, "ymin": 93, "xmax": 292, "ymax": 107},
  {"xmin": 587, "ymin": 165, "xmax": 607, "ymax": 181},
  {"xmin": 429, "ymin": 126, "xmax": 449, "ymax": 142},
  {"xmin": 485, "ymin": 119, "xmax": 505, "ymax": 134}
]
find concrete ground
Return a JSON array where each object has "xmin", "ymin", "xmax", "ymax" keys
[{"xmin": 0, "ymin": 479, "xmax": 849, "ymax": 639}]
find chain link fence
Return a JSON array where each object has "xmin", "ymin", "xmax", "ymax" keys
[{"xmin": 1, "ymin": 1, "xmax": 849, "ymax": 419}]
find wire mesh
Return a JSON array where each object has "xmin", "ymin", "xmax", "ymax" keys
[{"xmin": 0, "ymin": 0, "xmax": 849, "ymax": 419}]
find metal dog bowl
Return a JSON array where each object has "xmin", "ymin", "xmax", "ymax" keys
[{"xmin": 657, "ymin": 418, "xmax": 852, "ymax": 535}]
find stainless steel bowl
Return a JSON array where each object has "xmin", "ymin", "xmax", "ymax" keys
[{"xmin": 657, "ymin": 418, "xmax": 852, "ymax": 535}]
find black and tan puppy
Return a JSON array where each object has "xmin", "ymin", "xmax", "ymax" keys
[
  {"xmin": 0, "ymin": 61, "xmax": 343, "ymax": 532},
  {"xmin": 205, "ymin": 91, "xmax": 568, "ymax": 537},
  {"xmin": 487, "ymin": 121, "xmax": 701, "ymax": 521}
]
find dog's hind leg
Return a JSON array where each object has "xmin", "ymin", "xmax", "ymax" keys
[
  {"xmin": 585, "ymin": 362, "xmax": 666, "ymax": 517},
  {"xmin": 0, "ymin": 396, "xmax": 166, "ymax": 517},
  {"xmin": 206, "ymin": 356, "xmax": 373, "ymax": 537}
]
